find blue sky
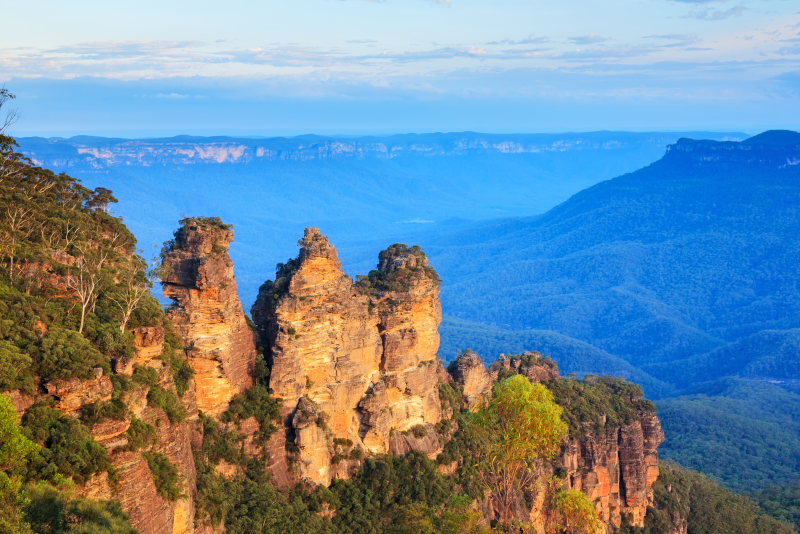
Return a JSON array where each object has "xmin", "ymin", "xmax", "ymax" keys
[{"xmin": 2, "ymin": 0, "xmax": 799, "ymax": 136}]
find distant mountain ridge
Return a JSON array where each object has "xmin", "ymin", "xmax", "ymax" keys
[
  {"xmin": 16, "ymin": 130, "xmax": 745, "ymax": 310},
  {"xmin": 19, "ymin": 131, "xmax": 747, "ymax": 167}
]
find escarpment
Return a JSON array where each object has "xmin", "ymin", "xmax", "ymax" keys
[
  {"xmin": 161, "ymin": 218, "xmax": 257, "ymax": 416},
  {"xmin": 450, "ymin": 350, "xmax": 665, "ymax": 530},
  {"xmin": 251, "ymin": 229, "xmax": 444, "ymax": 486},
  {"xmin": 5, "ymin": 207, "xmax": 670, "ymax": 534}
]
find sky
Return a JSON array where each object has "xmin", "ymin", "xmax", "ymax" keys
[{"xmin": 2, "ymin": 0, "xmax": 799, "ymax": 136}]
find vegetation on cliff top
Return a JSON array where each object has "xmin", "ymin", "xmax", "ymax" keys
[
  {"xmin": 356, "ymin": 243, "xmax": 440, "ymax": 297},
  {"xmin": 0, "ymin": 90, "xmax": 195, "ymax": 519}
]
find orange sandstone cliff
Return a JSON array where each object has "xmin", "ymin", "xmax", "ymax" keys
[
  {"xmin": 251, "ymin": 229, "xmax": 444, "ymax": 486},
  {"xmin": 9, "ymin": 218, "xmax": 667, "ymax": 534},
  {"xmin": 161, "ymin": 219, "xmax": 256, "ymax": 416},
  {"xmin": 451, "ymin": 351, "xmax": 665, "ymax": 530}
]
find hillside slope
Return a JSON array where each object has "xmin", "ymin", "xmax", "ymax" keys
[{"xmin": 427, "ymin": 130, "xmax": 800, "ymax": 391}]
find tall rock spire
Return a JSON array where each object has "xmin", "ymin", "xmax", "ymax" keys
[
  {"xmin": 251, "ymin": 230, "xmax": 444, "ymax": 485},
  {"xmin": 161, "ymin": 217, "xmax": 256, "ymax": 417}
]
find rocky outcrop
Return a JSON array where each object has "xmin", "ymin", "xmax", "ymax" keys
[
  {"xmin": 251, "ymin": 230, "xmax": 444, "ymax": 486},
  {"xmin": 45, "ymin": 368, "xmax": 113, "ymax": 415},
  {"xmin": 451, "ymin": 351, "xmax": 494, "ymax": 408},
  {"xmin": 496, "ymin": 352, "xmax": 560, "ymax": 383},
  {"xmin": 162, "ymin": 219, "xmax": 257, "ymax": 417},
  {"xmin": 79, "ymin": 357, "xmax": 199, "ymax": 534},
  {"xmin": 560, "ymin": 414, "xmax": 664, "ymax": 529},
  {"xmin": 452, "ymin": 353, "xmax": 664, "ymax": 531}
]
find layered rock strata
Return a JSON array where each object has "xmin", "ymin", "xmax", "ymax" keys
[
  {"xmin": 251, "ymin": 230, "xmax": 443, "ymax": 485},
  {"xmin": 450, "ymin": 351, "xmax": 664, "ymax": 530},
  {"xmin": 450, "ymin": 351, "xmax": 495, "ymax": 408},
  {"xmin": 560, "ymin": 411, "xmax": 664, "ymax": 529},
  {"xmin": 162, "ymin": 220, "xmax": 257, "ymax": 416}
]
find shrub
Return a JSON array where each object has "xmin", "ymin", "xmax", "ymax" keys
[
  {"xmin": 143, "ymin": 451, "xmax": 185, "ymax": 502},
  {"xmin": 34, "ymin": 328, "xmax": 110, "ymax": 381},
  {"xmin": 24, "ymin": 483, "xmax": 138, "ymax": 534},
  {"xmin": 125, "ymin": 417, "xmax": 156, "ymax": 452},
  {"xmin": 22, "ymin": 407, "xmax": 115, "ymax": 485},
  {"xmin": 146, "ymin": 385, "xmax": 187, "ymax": 425},
  {"xmin": 221, "ymin": 385, "xmax": 281, "ymax": 446},
  {"xmin": 410, "ymin": 425, "xmax": 428, "ymax": 439},
  {"xmin": 0, "ymin": 340, "xmax": 33, "ymax": 394}
]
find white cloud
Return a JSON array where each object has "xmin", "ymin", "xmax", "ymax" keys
[
  {"xmin": 684, "ymin": 6, "xmax": 746, "ymax": 21},
  {"xmin": 569, "ymin": 33, "xmax": 610, "ymax": 45},
  {"xmin": 487, "ymin": 34, "xmax": 549, "ymax": 45}
]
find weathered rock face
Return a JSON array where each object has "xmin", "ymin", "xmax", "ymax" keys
[
  {"xmin": 453, "ymin": 354, "xmax": 664, "ymax": 531},
  {"xmin": 251, "ymin": 230, "xmax": 443, "ymax": 486},
  {"xmin": 162, "ymin": 220, "xmax": 256, "ymax": 416},
  {"xmin": 496, "ymin": 352, "xmax": 560, "ymax": 383},
  {"xmin": 559, "ymin": 414, "xmax": 664, "ymax": 530},
  {"xmin": 44, "ymin": 368, "xmax": 113, "ymax": 415},
  {"xmin": 80, "ymin": 358, "xmax": 200, "ymax": 534},
  {"xmin": 451, "ymin": 352, "xmax": 494, "ymax": 408}
]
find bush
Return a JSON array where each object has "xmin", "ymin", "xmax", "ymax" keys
[
  {"xmin": 146, "ymin": 385, "xmax": 187, "ymax": 425},
  {"xmin": 410, "ymin": 425, "xmax": 428, "ymax": 439},
  {"xmin": 22, "ymin": 407, "xmax": 115, "ymax": 485},
  {"xmin": 0, "ymin": 340, "xmax": 33, "ymax": 394},
  {"xmin": 24, "ymin": 483, "xmax": 137, "ymax": 534},
  {"xmin": 125, "ymin": 417, "xmax": 156, "ymax": 452},
  {"xmin": 34, "ymin": 328, "xmax": 110, "ymax": 381},
  {"xmin": 142, "ymin": 451, "xmax": 185, "ymax": 502},
  {"xmin": 221, "ymin": 384, "xmax": 281, "ymax": 446},
  {"xmin": 545, "ymin": 375, "xmax": 654, "ymax": 437}
]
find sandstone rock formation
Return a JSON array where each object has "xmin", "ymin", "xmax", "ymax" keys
[
  {"xmin": 560, "ymin": 412, "xmax": 665, "ymax": 529},
  {"xmin": 451, "ymin": 352, "xmax": 664, "ymax": 531},
  {"xmin": 450, "ymin": 351, "xmax": 494, "ymax": 408},
  {"xmin": 162, "ymin": 218, "xmax": 257, "ymax": 416},
  {"xmin": 251, "ymin": 229, "xmax": 443, "ymax": 485}
]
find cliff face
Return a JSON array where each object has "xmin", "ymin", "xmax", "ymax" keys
[
  {"xmin": 77, "ymin": 346, "xmax": 200, "ymax": 534},
  {"xmin": 251, "ymin": 229, "xmax": 443, "ymax": 486},
  {"xmin": 162, "ymin": 220, "xmax": 256, "ymax": 416},
  {"xmin": 560, "ymin": 411, "xmax": 664, "ymax": 529},
  {"xmin": 450, "ymin": 351, "xmax": 664, "ymax": 531}
]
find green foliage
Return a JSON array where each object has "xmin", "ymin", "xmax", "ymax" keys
[
  {"xmin": 161, "ymin": 323, "xmax": 192, "ymax": 397},
  {"xmin": 199, "ymin": 413, "xmax": 244, "ymax": 466},
  {"xmin": 221, "ymin": 383, "xmax": 281, "ymax": 446},
  {"xmin": 1, "ymin": 472, "xmax": 34, "ymax": 534},
  {"xmin": 472, "ymin": 375, "xmax": 568, "ymax": 531},
  {"xmin": 194, "ymin": 456, "xmax": 333, "ymax": 533},
  {"xmin": 748, "ymin": 483, "xmax": 800, "ymax": 531},
  {"xmin": 547, "ymin": 488, "xmax": 602, "ymax": 534},
  {"xmin": 178, "ymin": 216, "xmax": 232, "ymax": 230},
  {"xmin": 143, "ymin": 451, "xmax": 185, "ymax": 502},
  {"xmin": 355, "ymin": 243, "xmax": 440, "ymax": 297},
  {"xmin": 657, "ymin": 378, "xmax": 800, "ymax": 492},
  {"xmin": 618, "ymin": 462, "xmax": 797, "ymax": 534},
  {"xmin": 331, "ymin": 452, "xmax": 459, "ymax": 534},
  {"xmin": 34, "ymin": 328, "xmax": 110, "ymax": 382},
  {"xmin": 410, "ymin": 424, "xmax": 428, "ymax": 438},
  {"xmin": 256, "ymin": 257, "xmax": 302, "ymax": 308},
  {"xmin": 24, "ymin": 483, "xmax": 138, "ymax": 534},
  {"xmin": 22, "ymin": 404, "xmax": 115, "ymax": 485},
  {"xmin": 79, "ymin": 398, "xmax": 127, "ymax": 428},
  {"xmin": 0, "ymin": 392, "xmax": 38, "ymax": 534},
  {"xmin": 124, "ymin": 416, "xmax": 156, "ymax": 452},
  {"xmin": 146, "ymin": 385, "xmax": 186, "ymax": 425},
  {"xmin": 545, "ymin": 375, "xmax": 655, "ymax": 437},
  {"xmin": 0, "ymin": 339, "xmax": 33, "ymax": 393},
  {"xmin": 0, "ymin": 392, "xmax": 39, "ymax": 476}
]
